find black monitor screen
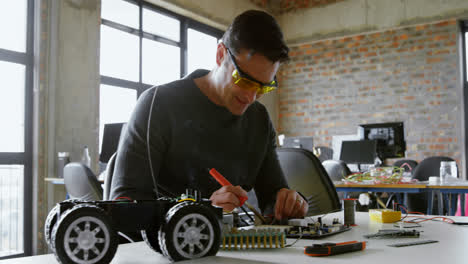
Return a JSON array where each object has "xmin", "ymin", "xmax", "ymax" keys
[
  {"xmin": 359, "ymin": 122, "xmax": 406, "ymax": 159},
  {"xmin": 100, "ymin": 123, "xmax": 125, "ymax": 163},
  {"xmin": 340, "ymin": 140, "xmax": 377, "ymax": 164}
]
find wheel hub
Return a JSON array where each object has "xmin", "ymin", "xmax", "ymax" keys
[
  {"xmin": 184, "ymin": 227, "xmax": 201, "ymax": 244},
  {"xmin": 77, "ymin": 230, "xmax": 97, "ymax": 250}
]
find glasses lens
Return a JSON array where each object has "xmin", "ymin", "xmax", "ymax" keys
[
  {"xmin": 231, "ymin": 69, "xmax": 277, "ymax": 94},
  {"xmin": 235, "ymin": 77, "xmax": 260, "ymax": 92}
]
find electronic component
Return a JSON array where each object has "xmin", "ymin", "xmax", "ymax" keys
[
  {"xmin": 286, "ymin": 217, "xmax": 351, "ymax": 239},
  {"xmin": 221, "ymin": 228, "xmax": 286, "ymax": 250},
  {"xmin": 387, "ymin": 240, "xmax": 438, "ymax": 247},
  {"xmin": 364, "ymin": 229, "xmax": 420, "ymax": 239},
  {"xmin": 304, "ymin": 241, "xmax": 366, "ymax": 257}
]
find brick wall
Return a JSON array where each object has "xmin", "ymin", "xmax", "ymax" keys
[{"xmin": 278, "ymin": 19, "xmax": 462, "ymax": 168}]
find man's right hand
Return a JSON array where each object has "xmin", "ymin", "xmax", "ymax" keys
[{"xmin": 209, "ymin": 185, "xmax": 248, "ymax": 212}]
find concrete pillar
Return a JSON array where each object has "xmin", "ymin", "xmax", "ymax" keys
[{"xmin": 33, "ymin": 0, "xmax": 100, "ymax": 254}]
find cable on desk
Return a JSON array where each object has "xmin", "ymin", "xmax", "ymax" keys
[
  {"xmin": 285, "ymin": 227, "xmax": 303, "ymax": 247},
  {"xmin": 404, "ymin": 216, "xmax": 455, "ymax": 224}
]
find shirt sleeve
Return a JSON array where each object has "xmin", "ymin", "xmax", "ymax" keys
[
  {"xmin": 110, "ymin": 87, "xmax": 170, "ymax": 200},
  {"xmin": 253, "ymin": 110, "xmax": 289, "ymax": 214}
]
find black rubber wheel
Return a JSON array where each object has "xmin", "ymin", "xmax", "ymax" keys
[
  {"xmin": 159, "ymin": 202, "xmax": 221, "ymax": 261},
  {"xmin": 51, "ymin": 204, "xmax": 118, "ymax": 264},
  {"xmin": 141, "ymin": 229, "xmax": 162, "ymax": 253},
  {"xmin": 45, "ymin": 203, "xmax": 60, "ymax": 251},
  {"xmin": 45, "ymin": 199, "xmax": 82, "ymax": 252}
]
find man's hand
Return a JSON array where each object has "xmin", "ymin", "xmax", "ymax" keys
[
  {"xmin": 275, "ymin": 188, "xmax": 308, "ymax": 220},
  {"xmin": 210, "ymin": 185, "xmax": 248, "ymax": 212}
]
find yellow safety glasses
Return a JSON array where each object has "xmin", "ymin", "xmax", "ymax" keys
[{"xmin": 227, "ymin": 48, "xmax": 278, "ymax": 95}]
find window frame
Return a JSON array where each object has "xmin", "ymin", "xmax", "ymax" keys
[
  {"xmin": 100, "ymin": 0, "xmax": 224, "ymax": 97},
  {"xmin": 0, "ymin": 0, "xmax": 34, "ymax": 259}
]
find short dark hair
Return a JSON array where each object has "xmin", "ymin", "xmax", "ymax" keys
[{"xmin": 222, "ymin": 10, "xmax": 289, "ymax": 63}]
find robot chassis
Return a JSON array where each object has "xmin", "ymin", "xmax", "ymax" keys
[{"xmin": 44, "ymin": 191, "xmax": 223, "ymax": 263}]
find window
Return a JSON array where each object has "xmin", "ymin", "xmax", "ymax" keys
[
  {"xmin": 99, "ymin": 0, "xmax": 222, "ymax": 152},
  {"xmin": 0, "ymin": 0, "xmax": 33, "ymax": 259},
  {"xmin": 463, "ymin": 21, "xmax": 468, "ymax": 180}
]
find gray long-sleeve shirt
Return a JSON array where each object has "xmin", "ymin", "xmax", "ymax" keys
[{"xmin": 110, "ymin": 70, "xmax": 288, "ymax": 213}]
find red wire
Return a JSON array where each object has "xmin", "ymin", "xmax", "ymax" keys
[
  {"xmin": 114, "ymin": 196, "xmax": 132, "ymax": 201},
  {"xmin": 399, "ymin": 163, "xmax": 413, "ymax": 171}
]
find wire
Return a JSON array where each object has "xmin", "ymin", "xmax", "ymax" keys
[
  {"xmin": 285, "ymin": 227, "xmax": 303, "ymax": 247},
  {"xmin": 404, "ymin": 216, "xmax": 455, "ymax": 224},
  {"xmin": 114, "ymin": 196, "xmax": 133, "ymax": 201},
  {"xmin": 399, "ymin": 163, "xmax": 413, "ymax": 172},
  {"xmin": 240, "ymin": 206, "xmax": 255, "ymax": 223},
  {"xmin": 117, "ymin": 232, "xmax": 135, "ymax": 243}
]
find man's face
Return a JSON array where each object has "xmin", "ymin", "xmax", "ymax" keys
[{"xmin": 217, "ymin": 44, "xmax": 280, "ymax": 116}]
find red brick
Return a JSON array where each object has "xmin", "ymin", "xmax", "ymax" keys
[
  {"xmin": 346, "ymin": 42, "xmax": 360, "ymax": 48},
  {"xmin": 416, "ymin": 25, "xmax": 427, "ymax": 31},
  {"xmin": 353, "ymin": 35, "xmax": 365, "ymax": 41},
  {"xmin": 434, "ymin": 35, "xmax": 449, "ymax": 41},
  {"xmin": 427, "ymin": 58, "xmax": 443, "ymax": 64},
  {"xmin": 434, "ymin": 21, "xmax": 454, "ymax": 27}
]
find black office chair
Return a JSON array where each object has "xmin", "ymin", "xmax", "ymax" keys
[
  {"xmin": 407, "ymin": 156, "xmax": 455, "ymax": 214},
  {"xmin": 103, "ymin": 152, "xmax": 117, "ymax": 200},
  {"xmin": 276, "ymin": 148, "xmax": 341, "ymax": 216},
  {"xmin": 322, "ymin": 160, "xmax": 352, "ymax": 181},
  {"xmin": 322, "ymin": 159, "xmax": 352, "ymax": 200},
  {"xmin": 393, "ymin": 159, "xmax": 418, "ymax": 173},
  {"xmin": 64, "ymin": 163, "xmax": 103, "ymax": 201}
]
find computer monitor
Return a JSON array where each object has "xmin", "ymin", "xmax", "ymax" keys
[
  {"xmin": 339, "ymin": 140, "xmax": 377, "ymax": 165},
  {"xmin": 99, "ymin": 123, "xmax": 126, "ymax": 163},
  {"xmin": 282, "ymin": 136, "xmax": 314, "ymax": 152},
  {"xmin": 358, "ymin": 122, "xmax": 406, "ymax": 159}
]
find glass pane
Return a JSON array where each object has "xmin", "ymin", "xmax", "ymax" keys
[
  {"xmin": 143, "ymin": 8, "xmax": 180, "ymax": 42},
  {"xmin": 142, "ymin": 39, "xmax": 180, "ymax": 85},
  {"xmin": 466, "ymin": 32, "xmax": 468, "ymax": 82},
  {"xmin": 0, "ymin": 0, "xmax": 27, "ymax": 52},
  {"xmin": 101, "ymin": 0, "xmax": 138, "ymax": 29},
  {"xmin": 0, "ymin": 165, "xmax": 24, "ymax": 257},
  {"xmin": 0, "ymin": 62, "xmax": 25, "ymax": 152},
  {"xmin": 188, "ymin": 28, "xmax": 218, "ymax": 73},
  {"xmin": 100, "ymin": 25, "xmax": 139, "ymax": 82},
  {"xmin": 99, "ymin": 85, "xmax": 137, "ymax": 152}
]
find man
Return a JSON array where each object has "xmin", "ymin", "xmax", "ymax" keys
[{"xmin": 110, "ymin": 10, "xmax": 308, "ymax": 220}]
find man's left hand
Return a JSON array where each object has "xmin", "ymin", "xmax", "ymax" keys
[{"xmin": 274, "ymin": 188, "xmax": 308, "ymax": 220}]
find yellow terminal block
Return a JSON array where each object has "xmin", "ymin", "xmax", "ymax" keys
[{"xmin": 369, "ymin": 209, "xmax": 402, "ymax": 223}]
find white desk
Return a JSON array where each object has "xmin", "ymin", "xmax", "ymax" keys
[{"xmin": 4, "ymin": 212, "xmax": 468, "ymax": 264}]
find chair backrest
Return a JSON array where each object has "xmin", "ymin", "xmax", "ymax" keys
[
  {"xmin": 393, "ymin": 159, "xmax": 418, "ymax": 173},
  {"xmin": 407, "ymin": 156, "xmax": 455, "ymax": 214},
  {"xmin": 103, "ymin": 153, "xmax": 117, "ymax": 200},
  {"xmin": 64, "ymin": 163, "xmax": 103, "ymax": 201},
  {"xmin": 276, "ymin": 148, "xmax": 341, "ymax": 216},
  {"xmin": 322, "ymin": 160, "xmax": 352, "ymax": 182},
  {"xmin": 412, "ymin": 156, "xmax": 454, "ymax": 181}
]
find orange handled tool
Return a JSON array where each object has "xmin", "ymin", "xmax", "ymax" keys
[
  {"xmin": 304, "ymin": 241, "xmax": 366, "ymax": 257},
  {"xmin": 209, "ymin": 168, "xmax": 248, "ymax": 206}
]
